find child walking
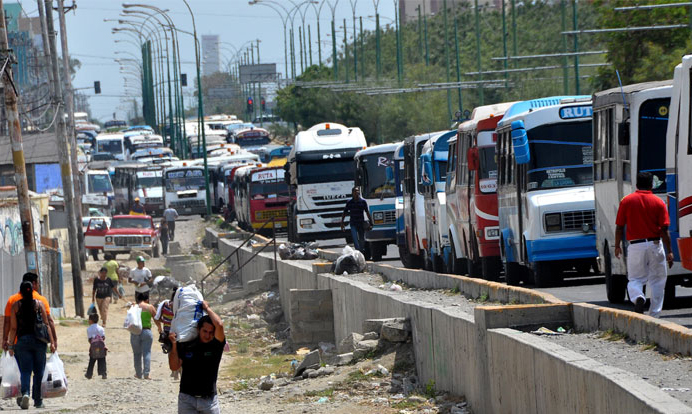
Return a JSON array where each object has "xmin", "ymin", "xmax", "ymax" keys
[{"xmin": 85, "ymin": 313, "xmax": 107, "ymax": 379}]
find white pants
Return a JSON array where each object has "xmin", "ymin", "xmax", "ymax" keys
[{"xmin": 626, "ymin": 240, "xmax": 668, "ymax": 317}]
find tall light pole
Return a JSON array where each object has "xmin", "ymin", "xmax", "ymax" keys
[
  {"xmin": 349, "ymin": 0, "xmax": 358, "ymax": 81},
  {"xmin": 311, "ymin": 0, "xmax": 328, "ymax": 65},
  {"xmin": 372, "ymin": 0, "xmax": 381, "ymax": 81},
  {"xmin": 326, "ymin": 0, "xmax": 340, "ymax": 81}
]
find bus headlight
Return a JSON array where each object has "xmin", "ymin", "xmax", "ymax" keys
[
  {"xmin": 544, "ymin": 213, "xmax": 562, "ymax": 232},
  {"xmin": 485, "ymin": 227, "xmax": 500, "ymax": 240},
  {"xmin": 299, "ymin": 218, "xmax": 314, "ymax": 228},
  {"xmin": 373, "ymin": 211, "xmax": 384, "ymax": 225}
]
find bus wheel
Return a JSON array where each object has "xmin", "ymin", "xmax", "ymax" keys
[
  {"xmin": 423, "ymin": 250, "xmax": 433, "ymax": 271},
  {"xmin": 604, "ymin": 248, "xmax": 627, "ymax": 303},
  {"xmin": 448, "ymin": 240, "xmax": 466, "ymax": 275},
  {"xmin": 431, "ymin": 252, "xmax": 444, "ymax": 273},
  {"xmin": 399, "ymin": 245, "xmax": 421, "ymax": 269},
  {"xmin": 467, "ymin": 233, "xmax": 482, "ymax": 278},
  {"xmin": 371, "ymin": 242, "xmax": 384, "ymax": 262},
  {"xmin": 504, "ymin": 258, "xmax": 522, "ymax": 286},
  {"xmin": 664, "ymin": 280, "xmax": 677, "ymax": 309},
  {"xmin": 481, "ymin": 256, "xmax": 501, "ymax": 282},
  {"xmin": 531, "ymin": 261, "xmax": 552, "ymax": 288}
]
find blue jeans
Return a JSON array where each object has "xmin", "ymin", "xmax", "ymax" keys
[
  {"xmin": 178, "ymin": 393, "xmax": 220, "ymax": 414},
  {"xmin": 15, "ymin": 335, "xmax": 47, "ymax": 404},
  {"xmin": 130, "ymin": 329, "xmax": 153, "ymax": 378},
  {"xmin": 350, "ymin": 223, "xmax": 365, "ymax": 253}
]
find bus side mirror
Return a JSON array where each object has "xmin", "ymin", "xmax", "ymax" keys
[
  {"xmin": 385, "ymin": 166, "xmax": 394, "ymax": 182},
  {"xmin": 467, "ymin": 147, "xmax": 479, "ymax": 171},
  {"xmin": 511, "ymin": 120, "xmax": 530, "ymax": 165},
  {"xmin": 618, "ymin": 121, "xmax": 630, "ymax": 146}
]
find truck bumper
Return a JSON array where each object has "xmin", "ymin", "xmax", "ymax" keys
[{"xmin": 526, "ymin": 234, "xmax": 597, "ymax": 263}]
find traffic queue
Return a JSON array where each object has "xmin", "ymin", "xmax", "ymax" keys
[
  {"xmin": 273, "ymin": 54, "xmax": 692, "ymax": 310},
  {"xmin": 81, "ymin": 114, "xmax": 291, "ymax": 260}
]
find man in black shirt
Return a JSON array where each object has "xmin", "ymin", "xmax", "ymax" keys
[
  {"xmin": 168, "ymin": 301, "xmax": 225, "ymax": 414},
  {"xmin": 91, "ymin": 267, "xmax": 122, "ymax": 327},
  {"xmin": 340, "ymin": 187, "xmax": 373, "ymax": 255}
]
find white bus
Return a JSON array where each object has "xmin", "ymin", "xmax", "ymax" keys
[
  {"xmin": 592, "ymin": 80, "xmax": 689, "ymax": 303},
  {"xmin": 81, "ymin": 169, "xmax": 114, "ymax": 211},
  {"xmin": 112, "ymin": 164, "xmax": 165, "ymax": 216},
  {"xmin": 95, "ymin": 134, "xmax": 125, "ymax": 161},
  {"xmin": 163, "ymin": 165, "xmax": 207, "ymax": 216},
  {"xmin": 664, "ymin": 56, "xmax": 692, "ymax": 291},
  {"xmin": 354, "ymin": 143, "xmax": 400, "ymax": 261},
  {"xmin": 286, "ymin": 122, "xmax": 367, "ymax": 242},
  {"xmin": 496, "ymin": 96, "xmax": 598, "ymax": 287}
]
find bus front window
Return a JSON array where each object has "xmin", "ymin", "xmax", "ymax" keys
[
  {"xmin": 297, "ymin": 159, "xmax": 355, "ymax": 185},
  {"xmin": 165, "ymin": 169, "xmax": 205, "ymax": 191},
  {"xmin": 361, "ymin": 154, "xmax": 395, "ymax": 199},
  {"xmin": 136, "ymin": 175, "xmax": 163, "ymax": 189},
  {"xmin": 88, "ymin": 174, "xmax": 113, "ymax": 193},
  {"xmin": 526, "ymin": 121, "xmax": 593, "ymax": 191},
  {"xmin": 97, "ymin": 140, "xmax": 122, "ymax": 155}
]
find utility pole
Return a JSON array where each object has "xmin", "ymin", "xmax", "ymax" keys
[
  {"xmin": 57, "ymin": 0, "xmax": 86, "ymax": 271},
  {"xmin": 572, "ymin": 0, "xmax": 580, "ymax": 94},
  {"xmin": 44, "ymin": 0, "xmax": 83, "ymax": 317},
  {"xmin": 0, "ymin": 0, "xmax": 38, "ymax": 274}
]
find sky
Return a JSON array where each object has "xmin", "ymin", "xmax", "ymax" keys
[{"xmin": 16, "ymin": 0, "xmax": 398, "ymax": 122}]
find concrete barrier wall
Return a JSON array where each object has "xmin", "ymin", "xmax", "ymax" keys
[{"xmin": 215, "ymin": 233, "xmax": 690, "ymax": 414}]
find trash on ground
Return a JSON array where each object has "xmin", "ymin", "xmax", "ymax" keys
[
  {"xmin": 530, "ymin": 327, "xmax": 563, "ymax": 336},
  {"xmin": 333, "ymin": 246, "xmax": 366, "ymax": 275},
  {"xmin": 278, "ymin": 242, "xmax": 319, "ymax": 260}
]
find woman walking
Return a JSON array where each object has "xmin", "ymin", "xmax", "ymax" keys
[
  {"xmin": 160, "ymin": 219, "xmax": 169, "ymax": 256},
  {"xmin": 8, "ymin": 281, "xmax": 54, "ymax": 409},
  {"xmin": 130, "ymin": 292, "xmax": 161, "ymax": 379}
]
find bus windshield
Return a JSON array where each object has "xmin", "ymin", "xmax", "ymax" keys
[
  {"xmin": 97, "ymin": 140, "xmax": 122, "ymax": 155},
  {"xmin": 165, "ymin": 169, "xmax": 205, "ymax": 191},
  {"xmin": 638, "ymin": 98, "xmax": 670, "ymax": 194},
  {"xmin": 526, "ymin": 121, "xmax": 593, "ymax": 191},
  {"xmin": 297, "ymin": 159, "xmax": 356, "ymax": 185},
  {"xmin": 250, "ymin": 181, "xmax": 289, "ymax": 198},
  {"xmin": 87, "ymin": 174, "xmax": 113, "ymax": 193},
  {"xmin": 136, "ymin": 174, "xmax": 163, "ymax": 189},
  {"xmin": 360, "ymin": 153, "xmax": 395, "ymax": 199},
  {"xmin": 236, "ymin": 132, "xmax": 270, "ymax": 147}
]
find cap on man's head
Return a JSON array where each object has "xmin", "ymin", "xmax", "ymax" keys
[
  {"xmin": 135, "ymin": 197, "xmax": 140, "ymax": 201},
  {"xmin": 136, "ymin": 256, "xmax": 146, "ymax": 263}
]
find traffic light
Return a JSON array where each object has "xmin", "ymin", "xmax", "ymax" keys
[
  {"xmin": 181, "ymin": 73, "xmax": 187, "ymax": 87},
  {"xmin": 94, "ymin": 81, "xmax": 101, "ymax": 94},
  {"xmin": 246, "ymin": 97, "xmax": 254, "ymax": 113},
  {"xmin": 261, "ymin": 97, "xmax": 266, "ymax": 112}
]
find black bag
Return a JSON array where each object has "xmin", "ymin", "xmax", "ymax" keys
[
  {"xmin": 34, "ymin": 300, "xmax": 50, "ymax": 344},
  {"xmin": 158, "ymin": 331, "xmax": 172, "ymax": 354}
]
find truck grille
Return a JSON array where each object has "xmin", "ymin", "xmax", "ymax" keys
[
  {"xmin": 256, "ymin": 209, "xmax": 287, "ymax": 221},
  {"xmin": 171, "ymin": 199, "xmax": 205, "ymax": 208},
  {"xmin": 562, "ymin": 210, "xmax": 595, "ymax": 231},
  {"xmin": 383, "ymin": 210, "xmax": 396, "ymax": 224},
  {"xmin": 146, "ymin": 197, "xmax": 163, "ymax": 204},
  {"xmin": 114, "ymin": 236, "xmax": 143, "ymax": 246}
]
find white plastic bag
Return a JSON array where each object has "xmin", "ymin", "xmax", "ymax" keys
[
  {"xmin": 41, "ymin": 353, "xmax": 67, "ymax": 398},
  {"xmin": 171, "ymin": 284, "xmax": 205, "ymax": 343},
  {"xmin": 124, "ymin": 305, "xmax": 143, "ymax": 335},
  {"xmin": 0, "ymin": 352, "xmax": 20, "ymax": 399}
]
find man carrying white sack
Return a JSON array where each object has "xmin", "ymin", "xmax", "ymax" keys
[{"xmin": 168, "ymin": 301, "xmax": 225, "ymax": 414}]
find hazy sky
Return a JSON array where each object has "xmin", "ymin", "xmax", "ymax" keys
[{"xmin": 18, "ymin": 0, "xmax": 397, "ymax": 122}]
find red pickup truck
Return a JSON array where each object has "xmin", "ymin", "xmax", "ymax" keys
[{"xmin": 87, "ymin": 215, "xmax": 160, "ymax": 259}]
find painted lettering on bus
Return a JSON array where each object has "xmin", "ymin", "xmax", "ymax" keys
[{"xmin": 559, "ymin": 105, "xmax": 593, "ymax": 119}]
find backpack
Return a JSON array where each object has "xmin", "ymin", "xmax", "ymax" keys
[{"xmin": 89, "ymin": 335, "xmax": 107, "ymax": 359}]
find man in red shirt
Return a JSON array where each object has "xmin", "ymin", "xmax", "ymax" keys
[{"xmin": 614, "ymin": 172, "xmax": 674, "ymax": 316}]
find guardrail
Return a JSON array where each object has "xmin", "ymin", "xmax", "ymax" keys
[{"xmin": 200, "ymin": 216, "xmax": 278, "ymax": 297}]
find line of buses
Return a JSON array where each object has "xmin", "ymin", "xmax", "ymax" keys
[{"xmin": 289, "ymin": 54, "xmax": 692, "ymax": 305}]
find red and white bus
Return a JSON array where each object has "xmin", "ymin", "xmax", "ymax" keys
[
  {"xmin": 233, "ymin": 165, "xmax": 289, "ymax": 232},
  {"xmin": 232, "ymin": 127, "xmax": 271, "ymax": 148},
  {"xmin": 446, "ymin": 102, "xmax": 514, "ymax": 280}
]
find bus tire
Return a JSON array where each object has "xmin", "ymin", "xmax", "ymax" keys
[
  {"xmin": 504, "ymin": 259, "xmax": 522, "ymax": 286},
  {"xmin": 481, "ymin": 256, "xmax": 501, "ymax": 282},
  {"xmin": 448, "ymin": 239, "xmax": 465, "ymax": 275},
  {"xmin": 604, "ymin": 247, "xmax": 627, "ymax": 303},
  {"xmin": 399, "ymin": 245, "xmax": 421, "ymax": 269},
  {"xmin": 431, "ymin": 252, "xmax": 444, "ymax": 273},
  {"xmin": 467, "ymin": 232, "xmax": 482, "ymax": 278},
  {"xmin": 423, "ymin": 250, "xmax": 433, "ymax": 271},
  {"xmin": 371, "ymin": 242, "xmax": 384, "ymax": 262},
  {"xmin": 664, "ymin": 280, "xmax": 676, "ymax": 309},
  {"xmin": 531, "ymin": 261, "xmax": 552, "ymax": 288}
]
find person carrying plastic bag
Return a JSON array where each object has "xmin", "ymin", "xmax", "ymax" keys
[
  {"xmin": 0, "ymin": 352, "xmax": 20, "ymax": 399},
  {"xmin": 128, "ymin": 292, "xmax": 161, "ymax": 379},
  {"xmin": 7, "ymin": 281, "xmax": 55, "ymax": 409}
]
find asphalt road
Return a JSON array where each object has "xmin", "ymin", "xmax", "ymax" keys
[{"xmin": 306, "ymin": 238, "xmax": 692, "ymax": 329}]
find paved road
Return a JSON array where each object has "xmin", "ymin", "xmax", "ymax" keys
[{"xmin": 306, "ymin": 239, "xmax": 692, "ymax": 329}]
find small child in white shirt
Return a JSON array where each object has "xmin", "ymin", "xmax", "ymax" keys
[{"xmin": 85, "ymin": 313, "xmax": 107, "ymax": 379}]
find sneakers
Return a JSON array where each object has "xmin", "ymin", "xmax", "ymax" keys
[
  {"xmin": 85, "ymin": 373, "xmax": 92, "ymax": 379},
  {"xmin": 634, "ymin": 297, "xmax": 646, "ymax": 314},
  {"xmin": 34, "ymin": 401, "xmax": 45, "ymax": 408},
  {"xmin": 20, "ymin": 394, "xmax": 29, "ymax": 409},
  {"xmin": 102, "ymin": 374, "xmax": 107, "ymax": 379}
]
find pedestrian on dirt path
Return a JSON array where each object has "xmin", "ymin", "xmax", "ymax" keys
[
  {"xmin": 160, "ymin": 219, "xmax": 170, "ymax": 255},
  {"xmin": 130, "ymin": 292, "xmax": 161, "ymax": 380},
  {"xmin": 614, "ymin": 172, "xmax": 674, "ymax": 317},
  {"xmin": 129, "ymin": 256, "xmax": 153, "ymax": 301},
  {"xmin": 92, "ymin": 267, "xmax": 123, "ymax": 327},
  {"xmin": 85, "ymin": 313, "xmax": 107, "ymax": 379},
  {"xmin": 340, "ymin": 187, "xmax": 373, "ymax": 255},
  {"xmin": 168, "ymin": 301, "xmax": 226, "ymax": 413},
  {"xmin": 130, "ymin": 197, "xmax": 146, "ymax": 215},
  {"xmin": 104, "ymin": 254, "xmax": 122, "ymax": 303},
  {"xmin": 3, "ymin": 272, "xmax": 57, "ymax": 353},
  {"xmin": 8, "ymin": 281, "xmax": 54, "ymax": 409},
  {"xmin": 163, "ymin": 206, "xmax": 179, "ymax": 241}
]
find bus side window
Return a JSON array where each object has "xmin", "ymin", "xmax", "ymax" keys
[{"xmin": 447, "ymin": 142, "xmax": 457, "ymax": 189}]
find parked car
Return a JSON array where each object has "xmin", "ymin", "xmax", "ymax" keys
[{"xmin": 84, "ymin": 217, "xmax": 112, "ymax": 260}]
